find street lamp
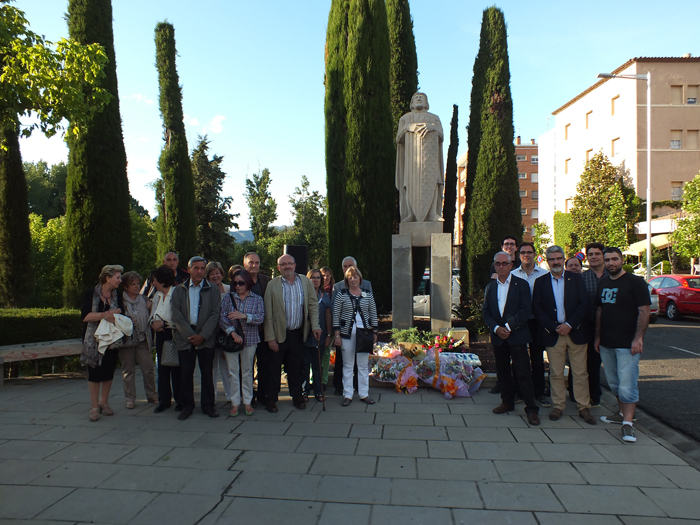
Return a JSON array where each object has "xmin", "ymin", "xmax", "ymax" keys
[{"xmin": 597, "ymin": 72, "xmax": 652, "ymax": 281}]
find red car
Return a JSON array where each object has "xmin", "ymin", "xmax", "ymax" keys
[{"xmin": 648, "ymin": 274, "xmax": 700, "ymax": 320}]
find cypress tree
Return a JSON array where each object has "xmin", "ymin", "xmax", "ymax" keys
[
  {"xmin": 324, "ymin": 0, "xmax": 350, "ymax": 283},
  {"xmin": 341, "ymin": 0, "xmax": 394, "ymax": 309},
  {"xmin": 154, "ymin": 22, "xmax": 196, "ymax": 262},
  {"xmin": 0, "ymin": 127, "xmax": 32, "ymax": 306},
  {"xmin": 464, "ymin": 7, "xmax": 521, "ymax": 294},
  {"xmin": 386, "ymin": 0, "xmax": 418, "ymax": 234},
  {"xmin": 442, "ymin": 104, "xmax": 459, "ymax": 236},
  {"xmin": 63, "ymin": 0, "xmax": 131, "ymax": 306}
]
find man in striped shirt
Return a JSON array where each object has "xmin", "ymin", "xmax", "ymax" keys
[{"xmin": 263, "ymin": 254, "xmax": 321, "ymax": 412}]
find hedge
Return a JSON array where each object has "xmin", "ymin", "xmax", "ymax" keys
[{"xmin": 0, "ymin": 308, "xmax": 82, "ymax": 346}]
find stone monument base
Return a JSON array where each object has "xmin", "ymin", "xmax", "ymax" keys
[{"xmin": 399, "ymin": 221, "xmax": 443, "ymax": 247}]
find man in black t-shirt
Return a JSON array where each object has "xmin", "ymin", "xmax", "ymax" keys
[{"xmin": 595, "ymin": 247, "xmax": 651, "ymax": 443}]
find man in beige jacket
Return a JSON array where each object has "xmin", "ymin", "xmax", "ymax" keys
[{"xmin": 263, "ymin": 254, "xmax": 321, "ymax": 413}]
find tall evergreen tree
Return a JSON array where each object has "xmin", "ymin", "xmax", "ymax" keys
[
  {"xmin": 154, "ymin": 22, "xmax": 196, "ymax": 262},
  {"xmin": 443, "ymin": 104, "xmax": 458, "ymax": 235},
  {"xmin": 325, "ymin": 0, "xmax": 394, "ymax": 309},
  {"xmin": 386, "ymin": 0, "xmax": 418, "ymax": 234},
  {"xmin": 191, "ymin": 136, "xmax": 239, "ymax": 262},
  {"xmin": 464, "ymin": 7, "xmax": 521, "ymax": 294},
  {"xmin": 245, "ymin": 168, "xmax": 278, "ymax": 242},
  {"xmin": 324, "ymin": 0, "xmax": 350, "ymax": 280},
  {"xmin": 63, "ymin": 0, "xmax": 131, "ymax": 306}
]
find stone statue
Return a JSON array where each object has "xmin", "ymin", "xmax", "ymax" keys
[{"xmin": 395, "ymin": 92, "xmax": 445, "ymax": 223}]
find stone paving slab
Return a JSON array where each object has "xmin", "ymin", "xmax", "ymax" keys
[
  {"xmin": 494, "ymin": 460, "xmax": 586, "ymax": 484},
  {"xmin": 0, "ymin": 459, "xmax": 63, "ymax": 485},
  {"xmin": 36, "ymin": 487, "xmax": 155, "ymax": 523},
  {"xmin": 44, "ymin": 442, "xmax": 135, "ymax": 464},
  {"xmin": 233, "ymin": 450, "xmax": 315, "ymax": 474},
  {"xmin": 416, "ymin": 457, "xmax": 499, "ymax": 482},
  {"xmin": 31, "ymin": 461, "xmax": 124, "ymax": 488},
  {"xmin": 652, "ymin": 464, "xmax": 700, "ymax": 489},
  {"xmin": 641, "ymin": 487, "xmax": 700, "ymax": 519},
  {"xmin": 155, "ymin": 446, "xmax": 240, "ymax": 470},
  {"xmin": 376, "ymin": 456, "xmax": 417, "ymax": 478},
  {"xmin": 426, "ymin": 439, "xmax": 467, "ymax": 458},
  {"xmin": 221, "ymin": 497, "xmax": 324, "ymax": 525},
  {"xmin": 310, "ymin": 453, "xmax": 377, "ymax": 477},
  {"xmin": 0, "ymin": 485, "xmax": 74, "ymax": 520},
  {"xmin": 479, "ymin": 481, "xmax": 564, "ymax": 512},
  {"xmin": 452, "ymin": 508, "xmax": 539, "ymax": 524},
  {"xmin": 550, "ymin": 484, "xmax": 666, "ymax": 516},
  {"xmin": 574, "ymin": 462, "xmax": 678, "ymax": 487},
  {"xmin": 130, "ymin": 492, "xmax": 222, "ymax": 525},
  {"xmin": 535, "ymin": 512, "xmax": 623, "ymax": 524}
]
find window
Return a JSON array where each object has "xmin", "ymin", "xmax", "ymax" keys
[
  {"xmin": 518, "ymin": 172, "xmax": 527, "ymax": 179},
  {"xmin": 671, "ymin": 130, "xmax": 682, "ymax": 149},
  {"xmin": 531, "ymin": 173, "xmax": 538, "ymax": 183},
  {"xmin": 565, "ymin": 198, "xmax": 572, "ymax": 213},
  {"xmin": 521, "ymin": 208, "xmax": 527, "ymax": 215},
  {"xmin": 564, "ymin": 123, "xmax": 570, "ymax": 140},
  {"xmin": 671, "ymin": 85, "xmax": 683, "ymax": 105},
  {"xmin": 611, "ymin": 95, "xmax": 619, "ymax": 115},
  {"xmin": 519, "ymin": 190, "xmax": 527, "ymax": 197},
  {"xmin": 531, "ymin": 155, "xmax": 538, "ymax": 165},
  {"xmin": 565, "ymin": 158, "xmax": 570, "ymax": 174},
  {"xmin": 671, "ymin": 182, "xmax": 684, "ymax": 201},
  {"xmin": 531, "ymin": 209, "xmax": 538, "ymax": 219},
  {"xmin": 688, "ymin": 86, "xmax": 698, "ymax": 104},
  {"xmin": 586, "ymin": 111, "xmax": 592, "ymax": 129},
  {"xmin": 688, "ymin": 130, "xmax": 699, "ymax": 150},
  {"xmin": 586, "ymin": 149, "xmax": 593, "ymax": 162},
  {"xmin": 516, "ymin": 154, "xmax": 527, "ymax": 161},
  {"xmin": 531, "ymin": 190, "xmax": 538, "ymax": 200},
  {"xmin": 531, "ymin": 226, "xmax": 537, "ymax": 236},
  {"xmin": 611, "ymin": 137, "xmax": 620, "ymax": 156}
]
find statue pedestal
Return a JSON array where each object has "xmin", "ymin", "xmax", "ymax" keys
[{"xmin": 392, "ymin": 223, "xmax": 452, "ymax": 332}]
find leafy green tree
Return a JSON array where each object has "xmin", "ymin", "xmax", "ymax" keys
[
  {"xmin": 245, "ymin": 168, "xmax": 278, "ymax": 242},
  {"xmin": 443, "ymin": 104, "xmax": 458, "ymax": 235},
  {"xmin": 25, "ymin": 161, "xmax": 68, "ymax": 222},
  {"xmin": 29, "ymin": 213, "xmax": 67, "ymax": 308},
  {"xmin": 463, "ymin": 7, "xmax": 521, "ymax": 295},
  {"xmin": 191, "ymin": 136, "xmax": 239, "ymax": 263},
  {"xmin": 670, "ymin": 172, "xmax": 700, "ymax": 261},
  {"xmin": 326, "ymin": 0, "xmax": 394, "ymax": 309},
  {"xmin": 553, "ymin": 211, "xmax": 575, "ymax": 252},
  {"xmin": 129, "ymin": 208, "xmax": 156, "ymax": 280},
  {"xmin": 63, "ymin": 0, "xmax": 132, "ymax": 307},
  {"xmin": 0, "ymin": 1, "xmax": 109, "ymax": 307},
  {"xmin": 287, "ymin": 176, "xmax": 328, "ymax": 267},
  {"xmin": 387, "ymin": 0, "xmax": 418, "ymax": 234},
  {"xmin": 570, "ymin": 152, "xmax": 639, "ymax": 251},
  {"xmin": 532, "ymin": 222, "xmax": 552, "ymax": 256},
  {"xmin": 154, "ymin": 22, "xmax": 196, "ymax": 263}
]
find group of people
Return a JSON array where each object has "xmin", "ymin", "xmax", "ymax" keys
[
  {"xmin": 483, "ymin": 235, "xmax": 651, "ymax": 442},
  {"xmin": 80, "ymin": 251, "xmax": 380, "ymax": 422}
]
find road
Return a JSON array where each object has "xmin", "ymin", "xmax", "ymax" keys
[{"xmin": 632, "ymin": 315, "xmax": 700, "ymax": 441}]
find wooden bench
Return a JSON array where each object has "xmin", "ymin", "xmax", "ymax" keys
[{"xmin": 0, "ymin": 339, "xmax": 82, "ymax": 387}]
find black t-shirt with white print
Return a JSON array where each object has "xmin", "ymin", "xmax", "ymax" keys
[{"xmin": 596, "ymin": 272, "xmax": 651, "ymax": 349}]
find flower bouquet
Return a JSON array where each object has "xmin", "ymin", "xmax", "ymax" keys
[{"xmin": 369, "ymin": 353, "xmax": 420, "ymax": 393}]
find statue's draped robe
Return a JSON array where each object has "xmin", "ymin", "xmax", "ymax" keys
[{"xmin": 395, "ymin": 110, "xmax": 444, "ymax": 223}]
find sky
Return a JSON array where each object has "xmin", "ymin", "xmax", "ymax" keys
[{"xmin": 16, "ymin": 1, "xmax": 699, "ymax": 230}]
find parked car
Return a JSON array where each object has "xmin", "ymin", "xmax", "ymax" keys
[
  {"xmin": 648, "ymin": 274, "xmax": 700, "ymax": 320},
  {"xmin": 646, "ymin": 281, "xmax": 658, "ymax": 324},
  {"xmin": 413, "ymin": 275, "xmax": 460, "ymax": 317}
]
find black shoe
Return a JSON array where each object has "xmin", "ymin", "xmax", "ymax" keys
[
  {"xmin": 203, "ymin": 408, "xmax": 220, "ymax": 418},
  {"xmin": 174, "ymin": 404, "xmax": 182, "ymax": 412},
  {"xmin": 153, "ymin": 404, "xmax": 169, "ymax": 413},
  {"xmin": 178, "ymin": 409, "xmax": 192, "ymax": 421},
  {"xmin": 489, "ymin": 384, "xmax": 501, "ymax": 394},
  {"xmin": 293, "ymin": 399, "xmax": 307, "ymax": 410},
  {"xmin": 266, "ymin": 403, "xmax": 278, "ymax": 413}
]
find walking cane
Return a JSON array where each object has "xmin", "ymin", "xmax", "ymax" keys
[{"xmin": 315, "ymin": 334, "xmax": 326, "ymax": 411}]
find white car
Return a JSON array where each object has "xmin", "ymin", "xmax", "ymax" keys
[{"xmin": 413, "ymin": 275, "xmax": 460, "ymax": 317}]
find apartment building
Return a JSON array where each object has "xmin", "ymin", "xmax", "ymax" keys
[{"xmin": 538, "ymin": 56, "xmax": 700, "ymax": 236}]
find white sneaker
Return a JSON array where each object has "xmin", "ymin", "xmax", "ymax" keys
[{"xmin": 621, "ymin": 424, "xmax": 636, "ymax": 443}]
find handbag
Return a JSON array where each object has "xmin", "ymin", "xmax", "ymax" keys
[
  {"xmin": 217, "ymin": 293, "xmax": 245, "ymax": 353},
  {"xmin": 161, "ymin": 339, "xmax": 180, "ymax": 367},
  {"xmin": 352, "ymin": 295, "xmax": 374, "ymax": 353}
]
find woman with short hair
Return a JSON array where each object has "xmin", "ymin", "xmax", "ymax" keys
[
  {"xmin": 331, "ymin": 266, "xmax": 378, "ymax": 406},
  {"xmin": 220, "ymin": 269, "xmax": 264, "ymax": 416},
  {"xmin": 119, "ymin": 271, "xmax": 157, "ymax": 409},
  {"xmin": 81, "ymin": 264, "xmax": 125, "ymax": 421}
]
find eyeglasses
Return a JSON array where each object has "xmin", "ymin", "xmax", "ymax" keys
[
  {"xmin": 546, "ymin": 256, "xmax": 564, "ymax": 262},
  {"xmin": 494, "ymin": 262, "xmax": 512, "ymax": 267},
  {"xmin": 233, "ymin": 281, "xmax": 246, "ymax": 287},
  {"xmin": 519, "ymin": 251, "xmax": 534, "ymax": 255}
]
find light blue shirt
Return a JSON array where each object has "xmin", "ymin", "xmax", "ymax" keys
[
  {"xmin": 281, "ymin": 274, "xmax": 304, "ymax": 330},
  {"xmin": 550, "ymin": 272, "xmax": 567, "ymax": 325},
  {"xmin": 511, "ymin": 265, "xmax": 548, "ymax": 296},
  {"xmin": 188, "ymin": 280, "xmax": 203, "ymax": 325}
]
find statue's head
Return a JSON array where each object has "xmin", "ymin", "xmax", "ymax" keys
[{"xmin": 410, "ymin": 92, "xmax": 429, "ymax": 111}]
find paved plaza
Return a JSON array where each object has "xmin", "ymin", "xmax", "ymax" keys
[{"xmin": 1, "ymin": 373, "xmax": 699, "ymax": 524}]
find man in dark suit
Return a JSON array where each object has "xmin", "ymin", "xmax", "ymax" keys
[
  {"xmin": 532, "ymin": 245, "xmax": 595, "ymax": 425},
  {"xmin": 483, "ymin": 251, "xmax": 540, "ymax": 426}
]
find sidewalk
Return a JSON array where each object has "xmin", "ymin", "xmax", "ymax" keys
[{"xmin": 1, "ymin": 373, "xmax": 699, "ymax": 524}]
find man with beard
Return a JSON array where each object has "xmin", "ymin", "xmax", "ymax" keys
[{"xmin": 595, "ymin": 247, "xmax": 650, "ymax": 443}]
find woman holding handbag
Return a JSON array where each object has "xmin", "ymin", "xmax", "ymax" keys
[
  {"xmin": 331, "ymin": 266, "xmax": 378, "ymax": 407},
  {"xmin": 220, "ymin": 269, "xmax": 264, "ymax": 417},
  {"xmin": 119, "ymin": 271, "xmax": 157, "ymax": 409},
  {"xmin": 149, "ymin": 266, "xmax": 181, "ymax": 414}
]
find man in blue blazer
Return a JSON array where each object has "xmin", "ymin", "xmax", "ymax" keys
[
  {"xmin": 532, "ymin": 245, "xmax": 595, "ymax": 425},
  {"xmin": 483, "ymin": 251, "xmax": 540, "ymax": 426}
]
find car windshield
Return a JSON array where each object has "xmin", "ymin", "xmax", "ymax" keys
[{"xmin": 686, "ymin": 278, "xmax": 700, "ymax": 289}]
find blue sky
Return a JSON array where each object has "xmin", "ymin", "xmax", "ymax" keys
[{"xmin": 17, "ymin": 1, "xmax": 698, "ymax": 229}]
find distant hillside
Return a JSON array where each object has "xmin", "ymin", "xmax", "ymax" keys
[{"xmin": 230, "ymin": 225, "xmax": 288, "ymax": 244}]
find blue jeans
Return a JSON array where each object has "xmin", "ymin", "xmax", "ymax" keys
[{"xmin": 599, "ymin": 346, "xmax": 640, "ymax": 403}]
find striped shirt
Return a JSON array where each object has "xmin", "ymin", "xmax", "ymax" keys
[
  {"xmin": 219, "ymin": 291, "xmax": 265, "ymax": 347},
  {"xmin": 281, "ymin": 274, "xmax": 305, "ymax": 330}
]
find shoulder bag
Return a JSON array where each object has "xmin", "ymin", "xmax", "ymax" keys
[
  {"xmin": 216, "ymin": 293, "xmax": 245, "ymax": 353},
  {"xmin": 353, "ymin": 295, "xmax": 374, "ymax": 353}
]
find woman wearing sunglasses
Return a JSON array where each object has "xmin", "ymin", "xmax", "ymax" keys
[{"xmin": 219, "ymin": 268, "xmax": 264, "ymax": 416}]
